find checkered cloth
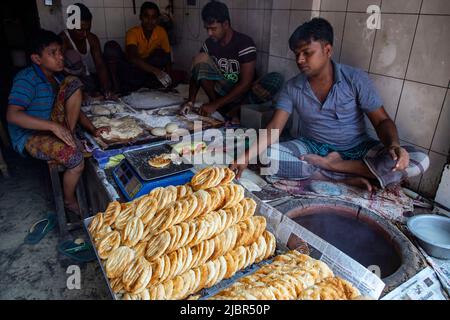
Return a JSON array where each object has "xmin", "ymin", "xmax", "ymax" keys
[{"xmin": 264, "ymin": 137, "xmax": 430, "ymax": 188}]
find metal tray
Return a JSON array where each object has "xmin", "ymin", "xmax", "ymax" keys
[
  {"xmin": 81, "ymin": 186, "xmax": 286, "ymax": 300},
  {"xmin": 83, "ymin": 216, "xmax": 116, "ymax": 300},
  {"xmin": 123, "ymin": 144, "xmax": 193, "ymax": 181}
]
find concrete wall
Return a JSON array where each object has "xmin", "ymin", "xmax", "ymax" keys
[
  {"xmin": 172, "ymin": 0, "xmax": 273, "ymax": 75},
  {"xmin": 36, "ymin": 0, "xmax": 65, "ymax": 34},
  {"xmin": 59, "ymin": 0, "xmax": 170, "ymax": 50}
]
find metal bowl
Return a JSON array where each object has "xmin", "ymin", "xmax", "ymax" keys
[{"xmin": 407, "ymin": 214, "xmax": 450, "ymax": 260}]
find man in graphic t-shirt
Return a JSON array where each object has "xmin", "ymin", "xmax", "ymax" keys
[{"xmin": 179, "ymin": 1, "xmax": 283, "ymax": 125}]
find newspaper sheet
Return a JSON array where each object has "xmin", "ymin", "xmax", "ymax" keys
[
  {"xmin": 415, "ymin": 245, "xmax": 450, "ymax": 297},
  {"xmin": 382, "ymin": 267, "xmax": 447, "ymax": 300}
]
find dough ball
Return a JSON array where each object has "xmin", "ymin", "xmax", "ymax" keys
[
  {"xmin": 151, "ymin": 127, "xmax": 167, "ymax": 137},
  {"xmin": 165, "ymin": 123, "xmax": 179, "ymax": 134},
  {"xmin": 91, "ymin": 105, "xmax": 111, "ymax": 116}
]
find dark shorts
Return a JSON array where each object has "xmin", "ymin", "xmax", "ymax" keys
[{"xmin": 104, "ymin": 40, "xmax": 171, "ymax": 93}]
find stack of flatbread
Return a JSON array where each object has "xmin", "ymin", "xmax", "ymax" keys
[
  {"xmin": 209, "ymin": 250, "xmax": 361, "ymax": 300},
  {"xmin": 88, "ymin": 167, "xmax": 277, "ymax": 300}
]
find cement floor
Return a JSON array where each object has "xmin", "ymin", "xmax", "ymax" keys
[{"xmin": 0, "ymin": 150, "xmax": 110, "ymax": 300}]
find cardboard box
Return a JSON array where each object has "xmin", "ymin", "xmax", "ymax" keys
[{"xmin": 240, "ymin": 102, "xmax": 274, "ymax": 130}]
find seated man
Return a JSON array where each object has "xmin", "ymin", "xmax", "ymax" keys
[
  {"xmin": 231, "ymin": 18, "xmax": 429, "ymax": 191},
  {"xmin": 104, "ymin": 1, "xmax": 173, "ymax": 93},
  {"xmin": 179, "ymin": 1, "xmax": 284, "ymax": 125},
  {"xmin": 60, "ymin": 3, "xmax": 113, "ymax": 99},
  {"xmin": 6, "ymin": 29, "xmax": 109, "ymax": 215}
]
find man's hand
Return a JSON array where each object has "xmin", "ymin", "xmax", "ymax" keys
[
  {"xmin": 389, "ymin": 145, "xmax": 410, "ymax": 171},
  {"xmin": 51, "ymin": 123, "xmax": 76, "ymax": 148},
  {"xmin": 155, "ymin": 70, "xmax": 172, "ymax": 88},
  {"xmin": 93, "ymin": 126, "xmax": 111, "ymax": 138},
  {"xmin": 103, "ymin": 91, "xmax": 119, "ymax": 101},
  {"xmin": 179, "ymin": 101, "xmax": 194, "ymax": 115},
  {"xmin": 199, "ymin": 102, "xmax": 219, "ymax": 117},
  {"xmin": 230, "ymin": 155, "xmax": 249, "ymax": 179}
]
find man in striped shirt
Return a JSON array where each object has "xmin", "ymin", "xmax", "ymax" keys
[{"xmin": 179, "ymin": 1, "xmax": 283, "ymax": 125}]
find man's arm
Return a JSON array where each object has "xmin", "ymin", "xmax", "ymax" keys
[
  {"xmin": 89, "ymin": 34, "xmax": 111, "ymax": 94},
  {"xmin": 126, "ymin": 44, "xmax": 162, "ymax": 76},
  {"xmin": 6, "ymin": 105, "xmax": 75, "ymax": 147},
  {"xmin": 367, "ymin": 106, "xmax": 409, "ymax": 171},
  {"xmin": 79, "ymin": 111, "xmax": 110, "ymax": 137},
  {"xmin": 59, "ymin": 31, "xmax": 70, "ymax": 52},
  {"xmin": 203, "ymin": 61, "xmax": 256, "ymax": 114},
  {"xmin": 230, "ymin": 109, "xmax": 291, "ymax": 178}
]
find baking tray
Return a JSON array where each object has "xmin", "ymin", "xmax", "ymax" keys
[
  {"xmin": 83, "ymin": 216, "xmax": 116, "ymax": 300},
  {"xmin": 82, "ymin": 188, "xmax": 274, "ymax": 301},
  {"xmin": 121, "ymin": 91, "xmax": 185, "ymax": 109},
  {"xmin": 123, "ymin": 144, "xmax": 193, "ymax": 181}
]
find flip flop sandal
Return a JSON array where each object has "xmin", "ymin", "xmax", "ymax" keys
[
  {"xmin": 24, "ymin": 212, "xmax": 57, "ymax": 245},
  {"xmin": 57, "ymin": 238, "xmax": 97, "ymax": 263}
]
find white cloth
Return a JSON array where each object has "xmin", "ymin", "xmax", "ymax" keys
[{"xmin": 64, "ymin": 30, "xmax": 97, "ymax": 76}]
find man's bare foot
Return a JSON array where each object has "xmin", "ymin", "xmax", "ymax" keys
[
  {"xmin": 302, "ymin": 152, "xmax": 343, "ymax": 170},
  {"xmin": 340, "ymin": 177, "xmax": 375, "ymax": 192}
]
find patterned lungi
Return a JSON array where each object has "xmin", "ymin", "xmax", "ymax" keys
[
  {"xmin": 264, "ymin": 137, "xmax": 430, "ymax": 189},
  {"xmin": 25, "ymin": 76, "xmax": 84, "ymax": 169}
]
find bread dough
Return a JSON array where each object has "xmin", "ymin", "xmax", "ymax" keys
[
  {"xmin": 165, "ymin": 123, "xmax": 179, "ymax": 134},
  {"xmin": 91, "ymin": 104, "xmax": 125, "ymax": 116},
  {"xmin": 151, "ymin": 127, "xmax": 167, "ymax": 137},
  {"xmin": 91, "ymin": 105, "xmax": 111, "ymax": 116},
  {"xmin": 91, "ymin": 116, "xmax": 144, "ymax": 141}
]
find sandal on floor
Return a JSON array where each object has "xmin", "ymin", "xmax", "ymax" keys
[
  {"xmin": 57, "ymin": 238, "xmax": 97, "ymax": 263},
  {"xmin": 24, "ymin": 212, "xmax": 57, "ymax": 245}
]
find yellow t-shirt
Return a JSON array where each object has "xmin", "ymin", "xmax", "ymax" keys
[{"xmin": 125, "ymin": 25, "xmax": 171, "ymax": 59}]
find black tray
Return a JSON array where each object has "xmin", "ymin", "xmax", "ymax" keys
[{"xmin": 123, "ymin": 144, "xmax": 193, "ymax": 181}]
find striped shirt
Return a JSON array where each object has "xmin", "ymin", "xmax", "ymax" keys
[
  {"xmin": 201, "ymin": 31, "xmax": 256, "ymax": 84},
  {"xmin": 7, "ymin": 64, "xmax": 64, "ymax": 155}
]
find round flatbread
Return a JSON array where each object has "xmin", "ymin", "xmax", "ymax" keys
[
  {"xmin": 165, "ymin": 123, "xmax": 179, "ymax": 134},
  {"xmin": 148, "ymin": 153, "xmax": 172, "ymax": 168},
  {"xmin": 151, "ymin": 127, "xmax": 167, "ymax": 137}
]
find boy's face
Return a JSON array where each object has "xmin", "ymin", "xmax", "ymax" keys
[
  {"xmin": 294, "ymin": 40, "xmax": 332, "ymax": 77},
  {"xmin": 32, "ymin": 42, "xmax": 64, "ymax": 73},
  {"xmin": 141, "ymin": 9, "xmax": 159, "ymax": 33},
  {"xmin": 205, "ymin": 21, "xmax": 228, "ymax": 43}
]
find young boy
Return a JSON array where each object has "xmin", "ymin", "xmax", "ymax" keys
[{"xmin": 6, "ymin": 29, "xmax": 109, "ymax": 215}]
